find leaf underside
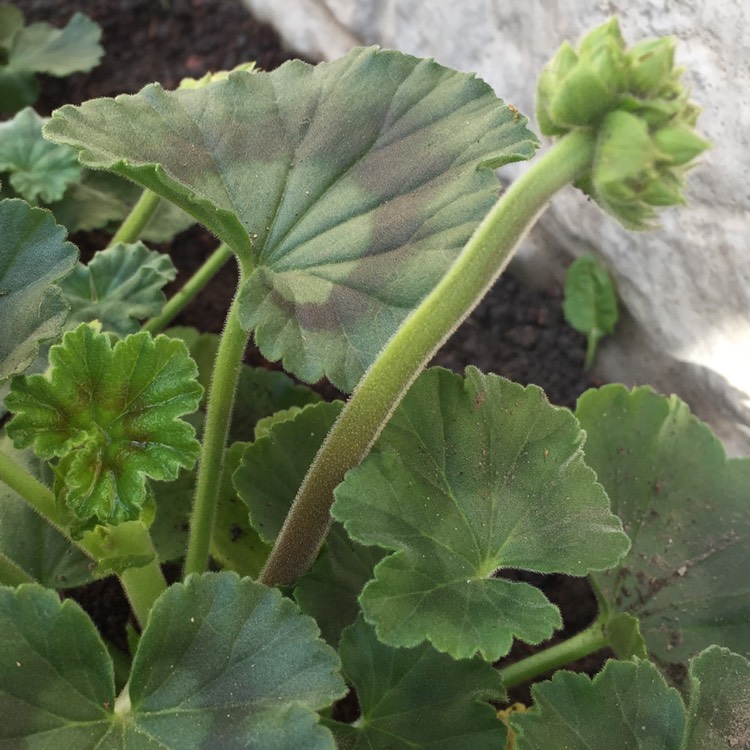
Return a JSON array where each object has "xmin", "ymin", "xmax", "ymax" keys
[
  {"xmin": 333, "ymin": 367, "xmax": 630, "ymax": 661},
  {"xmin": 577, "ymin": 385, "xmax": 750, "ymax": 681},
  {"xmin": 44, "ymin": 47, "xmax": 538, "ymax": 391}
]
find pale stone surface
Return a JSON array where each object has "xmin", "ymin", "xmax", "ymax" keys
[{"xmin": 245, "ymin": 0, "xmax": 750, "ymax": 455}]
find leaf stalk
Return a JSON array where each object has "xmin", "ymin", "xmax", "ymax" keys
[
  {"xmin": 183, "ymin": 279, "xmax": 250, "ymax": 576},
  {"xmin": 498, "ymin": 611, "xmax": 610, "ymax": 689},
  {"xmin": 108, "ymin": 188, "xmax": 162, "ymax": 246}
]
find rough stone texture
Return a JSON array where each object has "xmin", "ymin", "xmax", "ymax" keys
[{"xmin": 243, "ymin": 0, "xmax": 750, "ymax": 455}]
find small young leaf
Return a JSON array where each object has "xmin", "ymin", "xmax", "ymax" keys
[
  {"xmin": 333, "ymin": 367, "xmax": 630, "ymax": 661},
  {"xmin": 329, "ymin": 617, "xmax": 507, "ymax": 749},
  {"xmin": 5, "ymin": 324, "xmax": 203, "ymax": 524},
  {"xmin": 0, "ymin": 107, "xmax": 82, "ymax": 203},
  {"xmin": 126, "ymin": 573, "xmax": 345, "ymax": 747},
  {"xmin": 577, "ymin": 385, "xmax": 750, "ymax": 680},
  {"xmin": 0, "ymin": 584, "xmax": 114, "ymax": 743},
  {"xmin": 61, "ymin": 242, "xmax": 177, "ymax": 335},
  {"xmin": 45, "ymin": 47, "xmax": 538, "ymax": 391},
  {"xmin": 0, "ymin": 198, "xmax": 77, "ymax": 381},
  {"xmin": 562, "ymin": 254, "xmax": 618, "ymax": 369}
]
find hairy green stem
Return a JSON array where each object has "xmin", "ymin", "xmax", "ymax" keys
[
  {"xmin": 260, "ymin": 129, "xmax": 597, "ymax": 586},
  {"xmin": 0, "ymin": 452, "xmax": 165, "ymax": 623},
  {"xmin": 108, "ymin": 189, "xmax": 162, "ymax": 247},
  {"xmin": 142, "ymin": 243, "xmax": 234, "ymax": 334},
  {"xmin": 498, "ymin": 612, "xmax": 609, "ymax": 688},
  {"xmin": 183, "ymin": 283, "xmax": 250, "ymax": 576}
]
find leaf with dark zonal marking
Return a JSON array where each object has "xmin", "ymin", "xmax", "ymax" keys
[{"xmin": 44, "ymin": 47, "xmax": 538, "ymax": 391}]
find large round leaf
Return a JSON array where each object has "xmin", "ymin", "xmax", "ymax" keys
[
  {"xmin": 333, "ymin": 367, "xmax": 630, "ymax": 661},
  {"xmin": 0, "ymin": 574, "xmax": 346, "ymax": 748},
  {"xmin": 44, "ymin": 48, "xmax": 538, "ymax": 390}
]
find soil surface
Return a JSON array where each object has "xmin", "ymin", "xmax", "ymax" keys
[{"xmin": 26, "ymin": 0, "xmax": 609, "ymax": 705}]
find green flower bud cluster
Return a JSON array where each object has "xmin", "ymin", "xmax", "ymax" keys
[{"xmin": 536, "ymin": 18, "xmax": 709, "ymax": 229}]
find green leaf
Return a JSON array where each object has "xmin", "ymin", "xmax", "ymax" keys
[
  {"xmin": 230, "ymin": 365, "xmax": 323, "ymax": 443},
  {"xmin": 333, "ymin": 367, "xmax": 630, "ymax": 661},
  {"xmin": 209, "ymin": 442, "xmax": 271, "ymax": 576},
  {"xmin": 0, "ymin": 583, "xmax": 114, "ymax": 744},
  {"xmin": 60, "ymin": 242, "xmax": 177, "ymax": 335},
  {"xmin": 0, "ymin": 107, "xmax": 82, "ymax": 204},
  {"xmin": 44, "ymin": 47, "xmax": 538, "ymax": 391},
  {"xmin": 511, "ymin": 658, "xmax": 686, "ymax": 749},
  {"xmin": 0, "ymin": 198, "xmax": 77, "ymax": 381},
  {"xmin": 576, "ymin": 385, "xmax": 750, "ymax": 680},
  {"xmin": 6, "ymin": 10, "xmax": 103, "ymax": 77},
  {"xmin": 5, "ymin": 324, "xmax": 203, "ymax": 524},
  {"xmin": 125, "ymin": 573, "xmax": 344, "ymax": 747},
  {"xmin": 0, "ymin": 574, "xmax": 346, "ymax": 748},
  {"xmin": 235, "ymin": 400, "xmax": 344, "ymax": 543},
  {"xmin": 0, "ymin": 436, "xmax": 92, "ymax": 588},
  {"xmin": 685, "ymin": 646, "xmax": 750, "ymax": 749},
  {"xmin": 295, "ymin": 524, "xmax": 385, "ymax": 647},
  {"xmin": 510, "ymin": 647, "xmax": 750, "ymax": 749},
  {"xmin": 329, "ymin": 617, "xmax": 507, "ymax": 749},
  {"xmin": 562, "ymin": 254, "xmax": 618, "ymax": 368}
]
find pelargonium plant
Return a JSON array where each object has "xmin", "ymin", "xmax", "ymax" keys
[{"xmin": 1, "ymin": 17, "xmax": 746, "ymax": 749}]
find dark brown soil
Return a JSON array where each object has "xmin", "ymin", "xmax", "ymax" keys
[{"xmin": 27, "ymin": 0, "xmax": 607, "ymax": 704}]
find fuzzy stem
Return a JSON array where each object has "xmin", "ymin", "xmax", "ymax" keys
[
  {"xmin": 260, "ymin": 129, "xmax": 597, "ymax": 586},
  {"xmin": 142, "ymin": 243, "xmax": 234, "ymax": 334},
  {"xmin": 183, "ymin": 283, "xmax": 249, "ymax": 576},
  {"xmin": 108, "ymin": 189, "xmax": 162, "ymax": 247},
  {"xmin": 498, "ymin": 612, "xmax": 609, "ymax": 689}
]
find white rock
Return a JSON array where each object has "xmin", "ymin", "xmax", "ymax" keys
[{"xmin": 245, "ymin": 0, "xmax": 750, "ymax": 455}]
